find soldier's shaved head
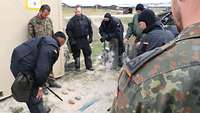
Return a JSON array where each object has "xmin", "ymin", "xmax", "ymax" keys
[
  {"xmin": 172, "ymin": 0, "xmax": 200, "ymax": 31},
  {"xmin": 75, "ymin": 5, "xmax": 82, "ymax": 16}
]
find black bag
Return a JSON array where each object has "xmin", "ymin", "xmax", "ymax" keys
[{"xmin": 11, "ymin": 72, "xmax": 33, "ymax": 102}]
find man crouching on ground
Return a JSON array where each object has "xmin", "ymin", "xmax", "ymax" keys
[{"xmin": 10, "ymin": 31, "xmax": 66, "ymax": 113}]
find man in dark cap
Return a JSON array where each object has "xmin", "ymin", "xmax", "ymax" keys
[
  {"xmin": 137, "ymin": 9, "xmax": 175, "ymax": 55},
  {"xmin": 99, "ymin": 13, "xmax": 125, "ymax": 69},
  {"xmin": 124, "ymin": 3, "xmax": 145, "ymax": 59}
]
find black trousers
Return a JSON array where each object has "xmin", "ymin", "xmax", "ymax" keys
[
  {"xmin": 11, "ymin": 61, "xmax": 46, "ymax": 113},
  {"xmin": 70, "ymin": 37, "xmax": 92, "ymax": 69}
]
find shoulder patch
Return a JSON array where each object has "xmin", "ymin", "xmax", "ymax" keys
[
  {"xmin": 133, "ymin": 74, "xmax": 145, "ymax": 85},
  {"xmin": 54, "ymin": 49, "xmax": 58, "ymax": 54}
]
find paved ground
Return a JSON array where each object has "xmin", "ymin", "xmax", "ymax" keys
[{"xmin": 0, "ymin": 63, "xmax": 120, "ymax": 113}]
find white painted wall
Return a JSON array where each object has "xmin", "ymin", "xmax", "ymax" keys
[{"xmin": 0, "ymin": 0, "xmax": 64, "ymax": 100}]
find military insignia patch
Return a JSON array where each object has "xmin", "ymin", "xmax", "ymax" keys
[
  {"xmin": 133, "ymin": 74, "xmax": 144, "ymax": 85},
  {"xmin": 54, "ymin": 50, "xmax": 58, "ymax": 54}
]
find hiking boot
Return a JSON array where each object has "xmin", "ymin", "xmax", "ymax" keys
[
  {"xmin": 45, "ymin": 106, "xmax": 51, "ymax": 113},
  {"xmin": 75, "ymin": 68, "xmax": 81, "ymax": 72},
  {"xmin": 48, "ymin": 79, "xmax": 61, "ymax": 88}
]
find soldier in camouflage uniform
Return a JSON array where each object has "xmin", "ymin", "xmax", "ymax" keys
[
  {"xmin": 28, "ymin": 5, "xmax": 53, "ymax": 39},
  {"xmin": 28, "ymin": 5, "xmax": 61, "ymax": 90},
  {"xmin": 124, "ymin": 4, "xmax": 144, "ymax": 43},
  {"xmin": 111, "ymin": 0, "xmax": 200, "ymax": 113},
  {"xmin": 123, "ymin": 4, "xmax": 145, "ymax": 59}
]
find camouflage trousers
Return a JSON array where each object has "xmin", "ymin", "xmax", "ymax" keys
[
  {"xmin": 126, "ymin": 43, "xmax": 137, "ymax": 60},
  {"xmin": 109, "ymin": 38, "xmax": 123, "ymax": 69}
]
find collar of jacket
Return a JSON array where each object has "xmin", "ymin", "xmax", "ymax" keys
[
  {"xmin": 177, "ymin": 22, "xmax": 200, "ymax": 40},
  {"xmin": 74, "ymin": 14, "xmax": 85, "ymax": 19},
  {"xmin": 143, "ymin": 22, "xmax": 163, "ymax": 33}
]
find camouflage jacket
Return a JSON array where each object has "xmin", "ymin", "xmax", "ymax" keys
[
  {"xmin": 28, "ymin": 16, "xmax": 54, "ymax": 38},
  {"xmin": 111, "ymin": 22, "xmax": 200, "ymax": 113}
]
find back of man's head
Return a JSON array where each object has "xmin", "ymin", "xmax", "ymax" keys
[
  {"xmin": 172, "ymin": 0, "xmax": 200, "ymax": 31},
  {"xmin": 136, "ymin": 4, "xmax": 145, "ymax": 12}
]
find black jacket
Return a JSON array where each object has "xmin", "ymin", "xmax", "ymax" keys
[
  {"xmin": 99, "ymin": 17, "xmax": 124, "ymax": 41},
  {"xmin": 137, "ymin": 22, "xmax": 175, "ymax": 56},
  {"xmin": 66, "ymin": 14, "xmax": 93, "ymax": 45},
  {"xmin": 10, "ymin": 37, "xmax": 59, "ymax": 87}
]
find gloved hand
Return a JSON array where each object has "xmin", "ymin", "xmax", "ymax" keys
[
  {"xmin": 100, "ymin": 37, "xmax": 106, "ymax": 43},
  {"xmin": 88, "ymin": 37, "xmax": 93, "ymax": 43},
  {"xmin": 102, "ymin": 34, "xmax": 108, "ymax": 38},
  {"xmin": 104, "ymin": 34, "xmax": 112, "ymax": 41},
  {"xmin": 69, "ymin": 38, "xmax": 76, "ymax": 46}
]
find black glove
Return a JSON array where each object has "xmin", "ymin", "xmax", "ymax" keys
[
  {"xmin": 69, "ymin": 38, "xmax": 76, "ymax": 45},
  {"xmin": 100, "ymin": 37, "xmax": 105, "ymax": 43},
  {"xmin": 88, "ymin": 37, "xmax": 93, "ymax": 43},
  {"xmin": 103, "ymin": 34, "xmax": 109, "ymax": 39},
  {"xmin": 105, "ymin": 34, "xmax": 112, "ymax": 41}
]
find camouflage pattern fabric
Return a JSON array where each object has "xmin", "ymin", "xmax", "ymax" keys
[
  {"xmin": 28, "ymin": 16, "xmax": 53, "ymax": 38},
  {"xmin": 109, "ymin": 38, "xmax": 119, "ymax": 69},
  {"xmin": 111, "ymin": 22, "xmax": 200, "ymax": 113}
]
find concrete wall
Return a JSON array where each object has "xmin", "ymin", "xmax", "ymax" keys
[{"xmin": 0, "ymin": 0, "xmax": 64, "ymax": 100}]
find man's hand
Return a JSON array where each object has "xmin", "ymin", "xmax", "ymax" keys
[
  {"xmin": 123, "ymin": 38, "xmax": 129, "ymax": 44},
  {"xmin": 36, "ymin": 87, "xmax": 44, "ymax": 100}
]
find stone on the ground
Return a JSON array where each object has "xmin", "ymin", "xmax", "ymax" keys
[
  {"xmin": 68, "ymin": 100, "xmax": 76, "ymax": 104},
  {"xmin": 67, "ymin": 88, "xmax": 75, "ymax": 92},
  {"xmin": 75, "ymin": 96, "xmax": 81, "ymax": 101},
  {"xmin": 61, "ymin": 90, "xmax": 68, "ymax": 95}
]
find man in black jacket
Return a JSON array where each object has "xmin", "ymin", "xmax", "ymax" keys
[
  {"xmin": 66, "ymin": 6, "xmax": 93, "ymax": 71},
  {"xmin": 99, "ymin": 13, "xmax": 125, "ymax": 69},
  {"xmin": 10, "ymin": 32, "xmax": 66, "ymax": 113},
  {"xmin": 137, "ymin": 9, "xmax": 175, "ymax": 56}
]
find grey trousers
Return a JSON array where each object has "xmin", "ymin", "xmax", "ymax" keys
[{"xmin": 109, "ymin": 38, "xmax": 122, "ymax": 69}]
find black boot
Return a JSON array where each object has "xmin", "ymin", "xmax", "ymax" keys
[
  {"xmin": 75, "ymin": 57, "xmax": 80, "ymax": 71},
  {"xmin": 45, "ymin": 106, "xmax": 51, "ymax": 113},
  {"xmin": 85, "ymin": 56, "xmax": 93, "ymax": 70},
  {"xmin": 48, "ymin": 79, "xmax": 61, "ymax": 88}
]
